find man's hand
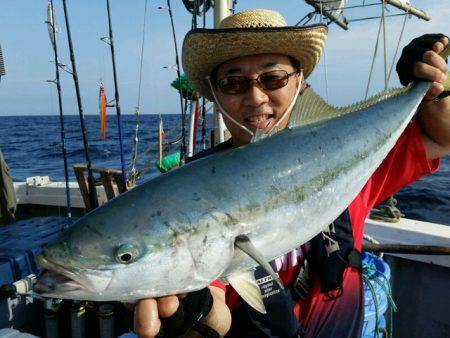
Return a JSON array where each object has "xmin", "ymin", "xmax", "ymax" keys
[
  {"xmin": 129, "ymin": 286, "xmax": 231, "ymax": 338},
  {"xmin": 413, "ymin": 36, "xmax": 449, "ymax": 100},
  {"xmin": 397, "ymin": 34, "xmax": 450, "ymax": 160}
]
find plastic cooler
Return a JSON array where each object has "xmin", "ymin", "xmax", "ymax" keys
[
  {"xmin": 361, "ymin": 252, "xmax": 392, "ymax": 338},
  {"xmin": 0, "ymin": 217, "xmax": 72, "ymax": 285}
]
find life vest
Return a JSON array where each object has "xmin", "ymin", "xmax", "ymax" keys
[{"xmin": 0, "ymin": 149, "xmax": 16, "ymax": 225}]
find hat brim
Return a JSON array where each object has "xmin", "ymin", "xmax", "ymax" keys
[{"xmin": 182, "ymin": 24, "xmax": 328, "ymax": 100}]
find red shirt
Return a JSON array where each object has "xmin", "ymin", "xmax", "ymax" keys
[{"xmin": 211, "ymin": 119, "xmax": 439, "ymax": 333}]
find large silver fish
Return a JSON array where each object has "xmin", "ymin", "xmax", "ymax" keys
[{"xmin": 34, "ymin": 75, "xmax": 436, "ymax": 311}]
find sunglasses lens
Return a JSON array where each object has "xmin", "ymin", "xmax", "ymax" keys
[
  {"xmin": 219, "ymin": 77, "xmax": 249, "ymax": 94},
  {"xmin": 217, "ymin": 70, "xmax": 294, "ymax": 95},
  {"xmin": 260, "ymin": 70, "xmax": 289, "ymax": 90}
]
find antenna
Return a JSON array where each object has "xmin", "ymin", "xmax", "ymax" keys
[{"xmin": 0, "ymin": 44, "xmax": 6, "ymax": 78}]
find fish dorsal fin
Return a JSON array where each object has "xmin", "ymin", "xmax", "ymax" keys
[
  {"xmin": 226, "ymin": 270, "xmax": 266, "ymax": 314},
  {"xmin": 234, "ymin": 235, "xmax": 283, "ymax": 290},
  {"xmin": 250, "ymin": 128, "xmax": 267, "ymax": 143},
  {"xmin": 250, "ymin": 126, "xmax": 279, "ymax": 143},
  {"xmin": 288, "ymin": 86, "xmax": 410, "ymax": 129}
]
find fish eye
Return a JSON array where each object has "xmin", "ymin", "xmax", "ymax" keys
[{"xmin": 115, "ymin": 244, "xmax": 139, "ymax": 264}]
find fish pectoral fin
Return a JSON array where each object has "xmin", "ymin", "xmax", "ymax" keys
[
  {"xmin": 226, "ymin": 270, "xmax": 266, "ymax": 314},
  {"xmin": 234, "ymin": 235, "xmax": 284, "ymax": 290}
]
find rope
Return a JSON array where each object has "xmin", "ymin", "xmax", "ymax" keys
[
  {"xmin": 362, "ymin": 255, "xmax": 398, "ymax": 338},
  {"xmin": 369, "ymin": 196, "xmax": 404, "ymax": 223},
  {"xmin": 362, "ymin": 274, "xmax": 380, "ymax": 338},
  {"xmin": 191, "ymin": 0, "xmax": 198, "ymax": 29},
  {"xmin": 365, "ymin": 12, "xmax": 384, "ymax": 99},
  {"xmin": 231, "ymin": 0, "xmax": 238, "ymax": 14},
  {"xmin": 318, "ymin": 1, "xmax": 329, "ymax": 102},
  {"xmin": 363, "ymin": 234, "xmax": 383, "ymax": 258},
  {"xmin": 381, "ymin": 0, "xmax": 388, "ymax": 90},
  {"xmin": 387, "ymin": 10, "xmax": 408, "ymax": 83},
  {"xmin": 374, "ymin": 274, "xmax": 397, "ymax": 338},
  {"xmin": 129, "ymin": 0, "xmax": 149, "ymax": 185}
]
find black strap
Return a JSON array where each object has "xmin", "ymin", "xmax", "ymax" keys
[
  {"xmin": 348, "ymin": 249, "xmax": 362, "ymax": 271},
  {"xmin": 290, "ymin": 258, "xmax": 311, "ymax": 302},
  {"xmin": 156, "ymin": 288, "xmax": 218, "ymax": 338},
  {"xmin": 192, "ymin": 322, "xmax": 221, "ymax": 338}
]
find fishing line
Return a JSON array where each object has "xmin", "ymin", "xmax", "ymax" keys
[
  {"xmin": 61, "ymin": 0, "xmax": 98, "ymax": 210},
  {"xmin": 365, "ymin": 13, "xmax": 383, "ymax": 99},
  {"xmin": 47, "ymin": 0, "xmax": 72, "ymax": 219},
  {"xmin": 206, "ymin": 76, "xmax": 253, "ymax": 137},
  {"xmin": 381, "ymin": 0, "xmax": 388, "ymax": 90},
  {"xmin": 129, "ymin": 0, "xmax": 149, "ymax": 184},
  {"xmin": 387, "ymin": 10, "xmax": 408, "ymax": 83}
]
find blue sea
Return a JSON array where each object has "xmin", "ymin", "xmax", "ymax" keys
[{"xmin": 0, "ymin": 115, "xmax": 449, "ymax": 225}]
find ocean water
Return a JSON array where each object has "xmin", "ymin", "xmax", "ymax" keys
[{"xmin": 0, "ymin": 115, "xmax": 448, "ymax": 225}]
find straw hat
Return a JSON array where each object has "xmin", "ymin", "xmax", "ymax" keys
[{"xmin": 182, "ymin": 9, "xmax": 328, "ymax": 100}]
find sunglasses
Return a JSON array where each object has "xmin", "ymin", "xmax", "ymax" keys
[{"xmin": 216, "ymin": 70, "xmax": 299, "ymax": 95}]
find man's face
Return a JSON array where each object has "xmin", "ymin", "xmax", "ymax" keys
[{"xmin": 215, "ymin": 54, "xmax": 302, "ymax": 146}]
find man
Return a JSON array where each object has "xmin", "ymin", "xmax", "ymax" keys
[{"xmin": 132, "ymin": 9, "xmax": 450, "ymax": 338}]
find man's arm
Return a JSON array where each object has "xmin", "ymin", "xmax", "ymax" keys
[
  {"xmin": 411, "ymin": 36, "xmax": 450, "ymax": 160},
  {"xmin": 132, "ymin": 286, "xmax": 231, "ymax": 338}
]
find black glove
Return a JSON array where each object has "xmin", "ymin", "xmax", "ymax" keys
[
  {"xmin": 156, "ymin": 288, "xmax": 219, "ymax": 338},
  {"xmin": 396, "ymin": 33, "xmax": 448, "ymax": 86}
]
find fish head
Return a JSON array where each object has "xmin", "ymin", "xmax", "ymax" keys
[{"xmin": 34, "ymin": 205, "xmax": 177, "ymax": 301}]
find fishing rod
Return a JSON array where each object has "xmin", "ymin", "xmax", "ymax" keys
[
  {"xmin": 201, "ymin": 0, "xmax": 207, "ymax": 150},
  {"xmin": 166, "ymin": 0, "xmax": 187, "ymax": 163},
  {"xmin": 102, "ymin": 0, "xmax": 127, "ymax": 188},
  {"xmin": 129, "ymin": 0, "xmax": 149, "ymax": 185},
  {"xmin": 46, "ymin": 0, "xmax": 72, "ymax": 218},
  {"xmin": 61, "ymin": 0, "xmax": 98, "ymax": 210}
]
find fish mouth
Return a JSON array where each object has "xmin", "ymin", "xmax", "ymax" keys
[{"xmin": 35, "ymin": 255, "xmax": 96, "ymax": 296}]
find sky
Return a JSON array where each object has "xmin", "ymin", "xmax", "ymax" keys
[{"xmin": 0, "ymin": 0, "xmax": 448, "ymax": 116}]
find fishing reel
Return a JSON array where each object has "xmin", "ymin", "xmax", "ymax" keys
[{"xmin": 182, "ymin": 0, "xmax": 212, "ymax": 16}]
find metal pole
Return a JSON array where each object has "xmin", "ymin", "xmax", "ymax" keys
[
  {"xmin": 187, "ymin": 99, "xmax": 196, "ymax": 157},
  {"xmin": 61, "ymin": 0, "xmax": 98, "ymax": 210},
  {"xmin": 384, "ymin": 0, "xmax": 429, "ymax": 21},
  {"xmin": 70, "ymin": 301, "xmax": 86, "ymax": 338},
  {"xmin": 44, "ymin": 299, "xmax": 61, "ymax": 338},
  {"xmin": 201, "ymin": 97, "xmax": 206, "ymax": 150},
  {"xmin": 159, "ymin": 115, "xmax": 163, "ymax": 168},
  {"xmin": 213, "ymin": 0, "xmax": 230, "ymax": 146},
  {"xmin": 214, "ymin": 0, "xmax": 230, "ymax": 27},
  {"xmin": 105, "ymin": 0, "xmax": 127, "ymax": 187},
  {"xmin": 304, "ymin": 0, "xmax": 349, "ymax": 30},
  {"xmin": 48, "ymin": 0, "xmax": 72, "ymax": 218},
  {"xmin": 98, "ymin": 303, "xmax": 115, "ymax": 338},
  {"xmin": 362, "ymin": 243, "xmax": 450, "ymax": 255}
]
